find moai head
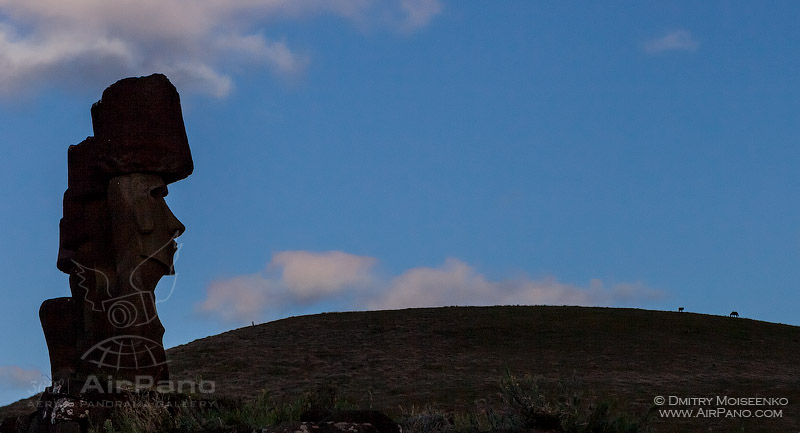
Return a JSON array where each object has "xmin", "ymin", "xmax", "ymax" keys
[
  {"xmin": 108, "ymin": 173, "xmax": 186, "ymax": 297},
  {"xmin": 42, "ymin": 74, "xmax": 193, "ymax": 388}
]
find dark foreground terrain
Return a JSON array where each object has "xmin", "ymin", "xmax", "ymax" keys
[{"xmin": 3, "ymin": 306, "xmax": 799, "ymax": 432}]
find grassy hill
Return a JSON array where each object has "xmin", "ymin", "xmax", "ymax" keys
[{"xmin": 4, "ymin": 306, "xmax": 800, "ymax": 432}]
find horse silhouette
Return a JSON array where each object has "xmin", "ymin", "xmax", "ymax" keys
[
  {"xmin": 730, "ymin": 311, "xmax": 739, "ymax": 318},
  {"xmin": 678, "ymin": 307, "xmax": 684, "ymax": 312}
]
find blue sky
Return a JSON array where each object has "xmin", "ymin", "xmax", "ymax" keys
[{"xmin": 2, "ymin": 1, "xmax": 800, "ymax": 405}]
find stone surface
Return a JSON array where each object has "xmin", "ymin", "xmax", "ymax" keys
[
  {"xmin": 40, "ymin": 73, "xmax": 192, "ymax": 393},
  {"xmin": 91, "ymin": 74, "xmax": 193, "ymax": 184},
  {"xmin": 300, "ymin": 410, "xmax": 401, "ymax": 433},
  {"xmin": 39, "ymin": 298, "xmax": 79, "ymax": 383},
  {"xmin": 49, "ymin": 397, "xmax": 91, "ymax": 424},
  {"xmin": 258, "ymin": 421, "xmax": 382, "ymax": 433}
]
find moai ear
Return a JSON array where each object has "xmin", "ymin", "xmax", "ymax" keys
[{"xmin": 134, "ymin": 196, "xmax": 155, "ymax": 234}]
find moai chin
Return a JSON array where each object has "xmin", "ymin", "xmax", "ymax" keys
[{"xmin": 39, "ymin": 74, "xmax": 193, "ymax": 392}]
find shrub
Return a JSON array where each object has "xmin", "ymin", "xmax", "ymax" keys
[
  {"xmin": 498, "ymin": 371, "xmax": 653, "ymax": 433},
  {"xmin": 399, "ymin": 407, "xmax": 454, "ymax": 433}
]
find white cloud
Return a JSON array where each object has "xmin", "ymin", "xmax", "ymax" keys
[
  {"xmin": 0, "ymin": 0, "xmax": 442, "ymax": 98},
  {"xmin": 196, "ymin": 250, "xmax": 376, "ymax": 321},
  {"xmin": 272, "ymin": 250, "xmax": 377, "ymax": 299},
  {"xmin": 370, "ymin": 259, "xmax": 662, "ymax": 309},
  {"xmin": 197, "ymin": 251, "xmax": 664, "ymax": 323},
  {"xmin": 197, "ymin": 273, "xmax": 277, "ymax": 322},
  {"xmin": 0, "ymin": 366, "xmax": 42, "ymax": 390},
  {"xmin": 643, "ymin": 30, "xmax": 699, "ymax": 54}
]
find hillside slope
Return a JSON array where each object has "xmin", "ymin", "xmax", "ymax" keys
[{"xmin": 167, "ymin": 306, "xmax": 800, "ymax": 431}]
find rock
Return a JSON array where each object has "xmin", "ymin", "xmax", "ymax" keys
[
  {"xmin": 49, "ymin": 397, "xmax": 91, "ymax": 424},
  {"xmin": 90, "ymin": 73, "xmax": 193, "ymax": 185},
  {"xmin": 39, "ymin": 298, "xmax": 79, "ymax": 383},
  {"xmin": 257, "ymin": 421, "xmax": 381, "ymax": 433},
  {"xmin": 300, "ymin": 410, "xmax": 401, "ymax": 433}
]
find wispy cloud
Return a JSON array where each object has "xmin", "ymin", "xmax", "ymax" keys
[
  {"xmin": 369, "ymin": 258, "xmax": 660, "ymax": 310},
  {"xmin": 197, "ymin": 251, "xmax": 665, "ymax": 323},
  {"xmin": 197, "ymin": 250, "xmax": 376, "ymax": 321},
  {"xmin": 0, "ymin": 366, "xmax": 42, "ymax": 390},
  {"xmin": 643, "ymin": 29, "xmax": 699, "ymax": 54},
  {"xmin": 0, "ymin": 0, "xmax": 442, "ymax": 98},
  {"xmin": 400, "ymin": 0, "xmax": 443, "ymax": 32},
  {"xmin": 272, "ymin": 250, "xmax": 376, "ymax": 299}
]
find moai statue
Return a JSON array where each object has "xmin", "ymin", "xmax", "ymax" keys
[{"xmin": 39, "ymin": 74, "xmax": 192, "ymax": 395}]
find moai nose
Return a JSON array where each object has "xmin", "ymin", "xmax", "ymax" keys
[{"xmin": 167, "ymin": 208, "xmax": 185, "ymax": 238}]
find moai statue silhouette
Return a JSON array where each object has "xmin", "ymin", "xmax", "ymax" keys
[{"xmin": 40, "ymin": 74, "xmax": 193, "ymax": 393}]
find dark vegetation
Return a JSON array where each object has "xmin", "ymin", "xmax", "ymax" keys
[{"xmin": 3, "ymin": 306, "xmax": 799, "ymax": 432}]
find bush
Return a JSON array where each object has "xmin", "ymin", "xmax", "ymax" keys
[
  {"xmin": 399, "ymin": 407, "xmax": 454, "ymax": 433},
  {"xmin": 498, "ymin": 371, "xmax": 653, "ymax": 433}
]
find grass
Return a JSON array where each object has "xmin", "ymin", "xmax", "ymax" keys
[
  {"xmin": 82, "ymin": 390, "xmax": 312, "ymax": 433},
  {"xmin": 83, "ymin": 371, "xmax": 653, "ymax": 433}
]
